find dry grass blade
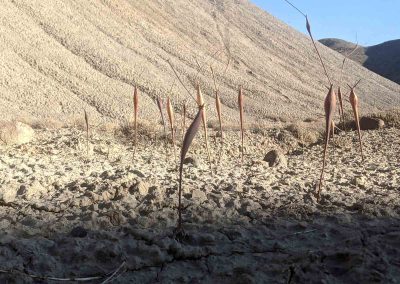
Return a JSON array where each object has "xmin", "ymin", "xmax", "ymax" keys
[
  {"xmin": 305, "ymin": 16, "xmax": 332, "ymax": 85},
  {"xmin": 181, "ymin": 102, "xmax": 187, "ymax": 142},
  {"xmin": 337, "ymin": 86, "xmax": 345, "ymax": 128},
  {"xmin": 167, "ymin": 97, "xmax": 177, "ymax": 160},
  {"xmin": 238, "ymin": 86, "xmax": 245, "ymax": 164},
  {"xmin": 156, "ymin": 96, "xmax": 169, "ymax": 155},
  {"xmin": 176, "ymin": 105, "xmax": 204, "ymax": 233},
  {"xmin": 84, "ymin": 109, "xmax": 89, "ymax": 156},
  {"xmin": 133, "ymin": 86, "xmax": 139, "ymax": 159},
  {"xmin": 166, "ymin": 59, "xmax": 196, "ymax": 103},
  {"xmin": 157, "ymin": 96, "xmax": 167, "ymax": 136},
  {"xmin": 349, "ymin": 84, "xmax": 364, "ymax": 162},
  {"xmin": 317, "ymin": 85, "xmax": 336, "ymax": 201},
  {"xmin": 210, "ymin": 66, "xmax": 223, "ymax": 142},
  {"xmin": 196, "ymin": 85, "xmax": 212, "ymax": 168}
]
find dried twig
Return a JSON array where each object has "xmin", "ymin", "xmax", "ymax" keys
[
  {"xmin": 0, "ymin": 262, "xmax": 126, "ymax": 282},
  {"xmin": 176, "ymin": 105, "xmax": 204, "ymax": 233},
  {"xmin": 84, "ymin": 109, "xmax": 89, "ymax": 156},
  {"xmin": 196, "ymin": 85, "xmax": 212, "ymax": 168},
  {"xmin": 133, "ymin": 86, "xmax": 139, "ymax": 159},
  {"xmin": 167, "ymin": 97, "xmax": 177, "ymax": 161},
  {"xmin": 348, "ymin": 80, "xmax": 364, "ymax": 162},
  {"xmin": 238, "ymin": 86, "xmax": 245, "ymax": 164},
  {"xmin": 317, "ymin": 85, "xmax": 336, "ymax": 201}
]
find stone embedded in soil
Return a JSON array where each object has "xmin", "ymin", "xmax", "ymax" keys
[
  {"xmin": 0, "ymin": 181, "xmax": 18, "ymax": 203},
  {"xmin": 0, "ymin": 121, "xmax": 35, "ymax": 145},
  {"xmin": 70, "ymin": 226, "xmax": 88, "ymax": 238},
  {"xmin": 264, "ymin": 149, "xmax": 287, "ymax": 167},
  {"xmin": 135, "ymin": 181, "xmax": 150, "ymax": 196}
]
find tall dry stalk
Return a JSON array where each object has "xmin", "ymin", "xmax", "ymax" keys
[
  {"xmin": 196, "ymin": 85, "xmax": 212, "ymax": 167},
  {"xmin": 133, "ymin": 86, "xmax": 139, "ymax": 159},
  {"xmin": 348, "ymin": 81, "xmax": 364, "ymax": 162},
  {"xmin": 337, "ymin": 86, "xmax": 345, "ymax": 128},
  {"xmin": 157, "ymin": 96, "xmax": 167, "ymax": 137},
  {"xmin": 167, "ymin": 97, "xmax": 177, "ymax": 160},
  {"xmin": 181, "ymin": 102, "xmax": 187, "ymax": 142},
  {"xmin": 238, "ymin": 86, "xmax": 245, "ymax": 164},
  {"xmin": 317, "ymin": 85, "xmax": 336, "ymax": 201},
  {"xmin": 338, "ymin": 43, "xmax": 359, "ymax": 129},
  {"xmin": 210, "ymin": 66, "xmax": 223, "ymax": 142},
  {"xmin": 177, "ymin": 105, "xmax": 204, "ymax": 233},
  {"xmin": 84, "ymin": 109, "xmax": 89, "ymax": 156}
]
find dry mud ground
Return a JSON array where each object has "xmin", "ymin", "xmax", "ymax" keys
[{"xmin": 0, "ymin": 126, "xmax": 399, "ymax": 283}]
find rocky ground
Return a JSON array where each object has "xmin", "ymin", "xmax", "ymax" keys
[{"xmin": 0, "ymin": 125, "xmax": 399, "ymax": 283}]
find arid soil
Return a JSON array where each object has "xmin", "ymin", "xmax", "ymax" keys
[{"xmin": 0, "ymin": 125, "xmax": 399, "ymax": 283}]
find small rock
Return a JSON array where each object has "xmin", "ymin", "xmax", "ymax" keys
[
  {"xmin": 24, "ymin": 180, "xmax": 47, "ymax": 200},
  {"xmin": 192, "ymin": 189, "xmax": 207, "ymax": 203},
  {"xmin": 352, "ymin": 176, "xmax": 367, "ymax": 188},
  {"xmin": 0, "ymin": 181, "xmax": 19, "ymax": 203},
  {"xmin": 360, "ymin": 117, "xmax": 385, "ymax": 130},
  {"xmin": 70, "ymin": 226, "xmax": 88, "ymax": 238},
  {"xmin": 135, "ymin": 181, "xmax": 150, "ymax": 196},
  {"xmin": 0, "ymin": 121, "xmax": 35, "ymax": 145},
  {"xmin": 183, "ymin": 157, "xmax": 198, "ymax": 167},
  {"xmin": 264, "ymin": 150, "xmax": 287, "ymax": 167}
]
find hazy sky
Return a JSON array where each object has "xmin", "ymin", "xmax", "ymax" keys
[{"xmin": 251, "ymin": 0, "xmax": 399, "ymax": 46}]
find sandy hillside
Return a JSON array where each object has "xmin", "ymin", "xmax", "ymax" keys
[
  {"xmin": 0, "ymin": 0, "xmax": 400, "ymax": 125},
  {"xmin": 0, "ymin": 123, "xmax": 399, "ymax": 282}
]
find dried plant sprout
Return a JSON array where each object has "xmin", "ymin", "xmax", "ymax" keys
[
  {"xmin": 317, "ymin": 85, "xmax": 337, "ymax": 201},
  {"xmin": 238, "ymin": 86, "xmax": 245, "ymax": 164},
  {"xmin": 176, "ymin": 106, "xmax": 204, "ymax": 233},
  {"xmin": 181, "ymin": 102, "xmax": 187, "ymax": 142},
  {"xmin": 210, "ymin": 66, "xmax": 223, "ymax": 143},
  {"xmin": 133, "ymin": 86, "xmax": 139, "ymax": 159},
  {"xmin": 348, "ymin": 80, "xmax": 364, "ymax": 162},
  {"xmin": 338, "ymin": 42, "xmax": 359, "ymax": 129},
  {"xmin": 282, "ymin": 0, "xmax": 340, "ymax": 201},
  {"xmin": 84, "ymin": 109, "xmax": 89, "ymax": 156},
  {"xmin": 157, "ymin": 96, "xmax": 167, "ymax": 137},
  {"xmin": 196, "ymin": 85, "xmax": 212, "ymax": 167},
  {"xmin": 337, "ymin": 86, "xmax": 345, "ymax": 128},
  {"xmin": 167, "ymin": 96, "xmax": 177, "ymax": 160}
]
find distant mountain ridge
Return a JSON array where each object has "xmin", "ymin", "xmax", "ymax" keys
[{"xmin": 320, "ymin": 38, "xmax": 400, "ymax": 85}]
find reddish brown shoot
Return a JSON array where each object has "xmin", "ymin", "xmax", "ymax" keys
[
  {"xmin": 349, "ymin": 84, "xmax": 364, "ymax": 162},
  {"xmin": 177, "ymin": 105, "xmax": 204, "ymax": 233},
  {"xmin": 167, "ymin": 97, "xmax": 177, "ymax": 160},
  {"xmin": 84, "ymin": 109, "xmax": 89, "ymax": 156},
  {"xmin": 238, "ymin": 86, "xmax": 245, "ymax": 164},
  {"xmin": 181, "ymin": 102, "xmax": 187, "ymax": 142},
  {"xmin": 196, "ymin": 85, "xmax": 212, "ymax": 168},
  {"xmin": 156, "ymin": 96, "xmax": 168, "ymax": 155},
  {"xmin": 133, "ymin": 86, "xmax": 139, "ymax": 159},
  {"xmin": 337, "ymin": 87, "xmax": 345, "ymax": 128},
  {"xmin": 317, "ymin": 85, "xmax": 336, "ymax": 201}
]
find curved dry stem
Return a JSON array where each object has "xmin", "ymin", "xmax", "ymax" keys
[
  {"xmin": 167, "ymin": 97, "xmax": 177, "ymax": 161},
  {"xmin": 349, "ymin": 88, "xmax": 364, "ymax": 162},
  {"xmin": 133, "ymin": 86, "xmax": 139, "ymax": 159},
  {"xmin": 317, "ymin": 85, "xmax": 336, "ymax": 201},
  {"xmin": 196, "ymin": 85, "xmax": 212, "ymax": 168},
  {"xmin": 84, "ymin": 109, "xmax": 89, "ymax": 156},
  {"xmin": 238, "ymin": 87, "xmax": 245, "ymax": 164},
  {"xmin": 177, "ymin": 105, "xmax": 204, "ymax": 231}
]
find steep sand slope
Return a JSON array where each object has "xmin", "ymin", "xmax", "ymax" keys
[{"xmin": 1, "ymin": 0, "xmax": 399, "ymax": 124}]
